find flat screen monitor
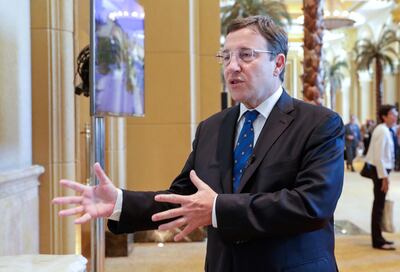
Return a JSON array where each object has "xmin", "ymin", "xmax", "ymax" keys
[{"xmin": 92, "ymin": 0, "xmax": 145, "ymax": 116}]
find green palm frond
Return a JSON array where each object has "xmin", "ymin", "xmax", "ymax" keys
[
  {"xmin": 323, "ymin": 56, "xmax": 348, "ymax": 109},
  {"xmin": 323, "ymin": 56, "xmax": 348, "ymax": 91},
  {"xmin": 378, "ymin": 29, "xmax": 399, "ymax": 50},
  {"xmin": 354, "ymin": 28, "xmax": 400, "ymax": 72},
  {"xmin": 221, "ymin": 0, "xmax": 292, "ymax": 36},
  {"xmin": 262, "ymin": 1, "xmax": 292, "ymax": 27},
  {"xmin": 381, "ymin": 55, "xmax": 395, "ymax": 72}
]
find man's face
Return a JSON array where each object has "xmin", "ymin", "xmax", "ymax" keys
[
  {"xmin": 383, "ymin": 108, "xmax": 398, "ymax": 127},
  {"xmin": 223, "ymin": 27, "xmax": 281, "ymax": 108}
]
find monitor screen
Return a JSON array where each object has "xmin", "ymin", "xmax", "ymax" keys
[{"xmin": 93, "ymin": 0, "xmax": 145, "ymax": 116}]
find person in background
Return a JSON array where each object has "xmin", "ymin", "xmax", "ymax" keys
[
  {"xmin": 361, "ymin": 119, "xmax": 376, "ymax": 156},
  {"xmin": 344, "ymin": 115, "xmax": 361, "ymax": 171},
  {"xmin": 365, "ymin": 104, "xmax": 398, "ymax": 250}
]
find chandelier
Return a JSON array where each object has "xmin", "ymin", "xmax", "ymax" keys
[{"xmin": 324, "ymin": 10, "xmax": 364, "ymax": 30}]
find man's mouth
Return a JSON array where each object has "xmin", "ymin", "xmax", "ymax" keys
[{"xmin": 229, "ymin": 78, "xmax": 244, "ymax": 85}]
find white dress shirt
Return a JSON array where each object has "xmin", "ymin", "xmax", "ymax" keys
[
  {"xmin": 110, "ymin": 87, "xmax": 284, "ymax": 226},
  {"xmin": 365, "ymin": 123, "xmax": 395, "ymax": 179}
]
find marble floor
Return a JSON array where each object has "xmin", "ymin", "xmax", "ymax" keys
[
  {"xmin": 105, "ymin": 158, "xmax": 400, "ymax": 272},
  {"xmin": 335, "ymin": 158, "xmax": 400, "ymax": 235}
]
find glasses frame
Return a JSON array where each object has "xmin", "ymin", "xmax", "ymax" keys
[{"xmin": 216, "ymin": 48, "xmax": 274, "ymax": 66}]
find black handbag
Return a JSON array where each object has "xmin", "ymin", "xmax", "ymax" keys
[{"xmin": 360, "ymin": 162, "xmax": 376, "ymax": 179}]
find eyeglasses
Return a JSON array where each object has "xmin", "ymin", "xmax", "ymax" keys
[{"xmin": 216, "ymin": 48, "xmax": 274, "ymax": 66}]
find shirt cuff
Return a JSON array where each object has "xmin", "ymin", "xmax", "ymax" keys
[
  {"xmin": 108, "ymin": 188, "xmax": 123, "ymax": 221},
  {"xmin": 211, "ymin": 194, "xmax": 218, "ymax": 228}
]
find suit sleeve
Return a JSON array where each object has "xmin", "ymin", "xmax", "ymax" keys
[
  {"xmin": 215, "ymin": 113, "xmax": 344, "ymax": 241},
  {"xmin": 107, "ymin": 122, "xmax": 203, "ymax": 234}
]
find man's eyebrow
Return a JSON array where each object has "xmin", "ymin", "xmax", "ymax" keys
[{"xmin": 221, "ymin": 47, "xmax": 251, "ymax": 52}]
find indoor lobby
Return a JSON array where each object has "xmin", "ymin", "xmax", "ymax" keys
[{"xmin": 1, "ymin": 0, "xmax": 400, "ymax": 271}]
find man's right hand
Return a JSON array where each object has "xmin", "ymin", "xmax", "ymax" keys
[{"xmin": 52, "ymin": 162, "xmax": 118, "ymax": 224}]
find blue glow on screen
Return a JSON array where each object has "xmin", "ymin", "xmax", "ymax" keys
[{"xmin": 94, "ymin": 0, "xmax": 145, "ymax": 116}]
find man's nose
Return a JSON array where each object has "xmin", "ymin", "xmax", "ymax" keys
[{"xmin": 225, "ymin": 54, "xmax": 241, "ymax": 72}]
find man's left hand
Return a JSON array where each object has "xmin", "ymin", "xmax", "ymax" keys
[{"xmin": 152, "ymin": 170, "xmax": 217, "ymax": 241}]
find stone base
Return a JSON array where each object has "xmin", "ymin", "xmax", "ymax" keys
[
  {"xmin": 0, "ymin": 165, "xmax": 44, "ymax": 255},
  {"xmin": 0, "ymin": 254, "xmax": 87, "ymax": 272},
  {"xmin": 105, "ymin": 231, "xmax": 133, "ymax": 257}
]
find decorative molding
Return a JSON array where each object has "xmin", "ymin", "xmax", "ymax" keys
[{"xmin": 0, "ymin": 165, "xmax": 44, "ymax": 198}]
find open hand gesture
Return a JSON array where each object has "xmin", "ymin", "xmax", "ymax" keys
[
  {"xmin": 52, "ymin": 162, "xmax": 118, "ymax": 224},
  {"xmin": 151, "ymin": 170, "xmax": 217, "ymax": 241}
]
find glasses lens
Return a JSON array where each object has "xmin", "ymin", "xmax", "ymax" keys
[
  {"xmin": 222, "ymin": 52, "xmax": 231, "ymax": 64},
  {"xmin": 216, "ymin": 51, "xmax": 230, "ymax": 64},
  {"xmin": 238, "ymin": 48, "xmax": 254, "ymax": 62}
]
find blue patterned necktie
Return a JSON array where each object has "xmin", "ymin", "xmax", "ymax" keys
[{"xmin": 233, "ymin": 110, "xmax": 259, "ymax": 192}]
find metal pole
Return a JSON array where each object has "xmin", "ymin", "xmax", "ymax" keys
[
  {"xmin": 89, "ymin": 2, "xmax": 105, "ymax": 270},
  {"xmin": 90, "ymin": 116, "xmax": 105, "ymax": 272}
]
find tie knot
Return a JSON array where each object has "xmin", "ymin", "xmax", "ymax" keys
[{"xmin": 244, "ymin": 110, "xmax": 259, "ymax": 124}]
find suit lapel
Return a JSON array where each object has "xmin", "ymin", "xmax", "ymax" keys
[
  {"xmin": 237, "ymin": 91, "xmax": 295, "ymax": 192},
  {"xmin": 217, "ymin": 106, "xmax": 240, "ymax": 194}
]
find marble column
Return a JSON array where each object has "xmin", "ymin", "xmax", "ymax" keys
[
  {"xmin": 0, "ymin": 0, "xmax": 44, "ymax": 255},
  {"xmin": 31, "ymin": 0, "xmax": 77, "ymax": 254},
  {"xmin": 358, "ymin": 72, "xmax": 374, "ymax": 122},
  {"xmin": 383, "ymin": 73, "xmax": 397, "ymax": 104}
]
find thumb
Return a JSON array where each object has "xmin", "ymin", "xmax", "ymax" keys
[
  {"xmin": 189, "ymin": 170, "xmax": 208, "ymax": 190},
  {"xmin": 93, "ymin": 162, "xmax": 111, "ymax": 186}
]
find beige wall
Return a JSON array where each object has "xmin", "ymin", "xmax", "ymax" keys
[
  {"xmin": 126, "ymin": 0, "xmax": 220, "ymax": 191},
  {"xmin": 383, "ymin": 73, "xmax": 398, "ymax": 105}
]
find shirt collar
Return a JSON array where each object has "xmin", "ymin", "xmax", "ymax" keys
[{"xmin": 238, "ymin": 86, "xmax": 283, "ymax": 122}]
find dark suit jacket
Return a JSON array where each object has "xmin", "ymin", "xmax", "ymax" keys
[{"xmin": 108, "ymin": 91, "xmax": 345, "ymax": 272}]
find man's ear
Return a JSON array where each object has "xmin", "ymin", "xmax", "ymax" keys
[{"xmin": 274, "ymin": 54, "xmax": 286, "ymax": 75}]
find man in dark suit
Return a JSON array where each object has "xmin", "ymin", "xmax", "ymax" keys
[{"xmin": 53, "ymin": 16, "xmax": 344, "ymax": 272}]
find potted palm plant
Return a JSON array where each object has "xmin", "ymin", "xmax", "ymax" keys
[{"xmin": 354, "ymin": 27, "xmax": 400, "ymax": 121}]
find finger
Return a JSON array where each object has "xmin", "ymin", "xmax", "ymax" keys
[
  {"xmin": 174, "ymin": 224, "xmax": 197, "ymax": 242},
  {"xmin": 60, "ymin": 179, "xmax": 86, "ymax": 193},
  {"xmin": 75, "ymin": 213, "xmax": 92, "ymax": 224},
  {"xmin": 93, "ymin": 162, "xmax": 112, "ymax": 186},
  {"xmin": 158, "ymin": 217, "xmax": 187, "ymax": 231},
  {"xmin": 59, "ymin": 206, "xmax": 84, "ymax": 216},
  {"xmin": 154, "ymin": 194, "xmax": 188, "ymax": 204},
  {"xmin": 190, "ymin": 170, "xmax": 209, "ymax": 190},
  {"xmin": 52, "ymin": 196, "xmax": 82, "ymax": 205},
  {"xmin": 152, "ymin": 207, "xmax": 185, "ymax": 222}
]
